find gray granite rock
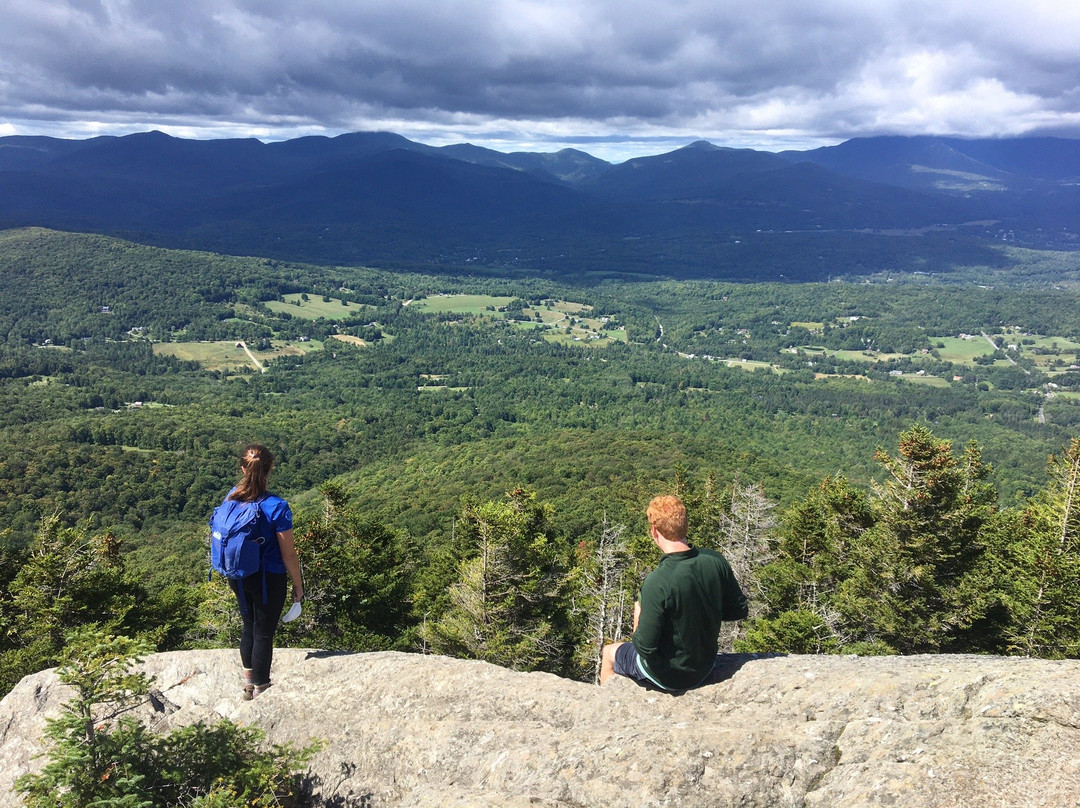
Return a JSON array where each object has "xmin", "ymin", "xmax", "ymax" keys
[{"xmin": 1, "ymin": 649, "xmax": 1077, "ymax": 807}]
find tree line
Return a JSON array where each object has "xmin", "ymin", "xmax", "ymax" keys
[{"xmin": 2, "ymin": 423, "xmax": 1078, "ymax": 705}]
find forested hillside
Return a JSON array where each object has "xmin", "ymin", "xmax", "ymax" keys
[
  {"xmin": 5, "ymin": 131, "xmax": 1080, "ymax": 279},
  {"xmin": 2, "ymin": 227, "xmax": 1080, "ymax": 694}
]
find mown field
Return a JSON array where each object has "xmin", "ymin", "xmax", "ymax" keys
[
  {"xmin": 154, "ymin": 338, "xmax": 324, "ymax": 372},
  {"xmin": 411, "ymin": 293, "xmax": 628, "ymax": 347},
  {"xmin": 265, "ymin": 293, "xmax": 376, "ymax": 320},
  {"xmin": 154, "ymin": 287, "xmax": 1080, "ymax": 394}
]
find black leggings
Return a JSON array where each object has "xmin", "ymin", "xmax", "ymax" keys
[{"xmin": 230, "ymin": 571, "xmax": 288, "ymax": 686}]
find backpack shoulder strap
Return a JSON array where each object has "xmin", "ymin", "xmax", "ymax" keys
[{"xmin": 253, "ymin": 495, "xmax": 274, "ymax": 541}]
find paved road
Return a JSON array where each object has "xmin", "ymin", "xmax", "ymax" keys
[{"xmin": 981, "ymin": 331, "xmax": 1030, "ymax": 374}]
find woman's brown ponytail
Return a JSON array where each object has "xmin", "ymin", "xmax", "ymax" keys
[{"xmin": 228, "ymin": 444, "xmax": 274, "ymax": 502}]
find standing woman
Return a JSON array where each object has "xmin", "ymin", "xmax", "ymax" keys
[{"xmin": 225, "ymin": 444, "xmax": 303, "ymax": 699}]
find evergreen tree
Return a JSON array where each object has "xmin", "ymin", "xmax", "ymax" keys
[
  {"xmin": 0, "ymin": 514, "xmax": 170, "ymax": 694},
  {"xmin": 991, "ymin": 438, "xmax": 1080, "ymax": 657},
  {"xmin": 425, "ymin": 489, "xmax": 573, "ymax": 673},
  {"xmin": 743, "ymin": 428, "xmax": 998, "ymax": 656},
  {"xmin": 742, "ymin": 475, "xmax": 875, "ymax": 653},
  {"xmin": 16, "ymin": 627, "xmax": 319, "ymax": 808},
  {"xmin": 285, "ymin": 483, "xmax": 414, "ymax": 651},
  {"xmin": 845, "ymin": 427, "xmax": 996, "ymax": 652}
]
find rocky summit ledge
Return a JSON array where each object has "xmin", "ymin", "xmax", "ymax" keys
[{"xmin": 1, "ymin": 649, "xmax": 1078, "ymax": 807}]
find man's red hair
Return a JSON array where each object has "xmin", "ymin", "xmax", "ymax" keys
[{"xmin": 646, "ymin": 495, "xmax": 687, "ymax": 542}]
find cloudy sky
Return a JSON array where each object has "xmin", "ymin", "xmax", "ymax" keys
[{"xmin": 3, "ymin": 0, "xmax": 1079, "ymax": 161}]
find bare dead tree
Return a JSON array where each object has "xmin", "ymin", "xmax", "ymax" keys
[
  {"xmin": 715, "ymin": 477, "xmax": 777, "ymax": 650},
  {"xmin": 579, "ymin": 516, "xmax": 632, "ymax": 683}
]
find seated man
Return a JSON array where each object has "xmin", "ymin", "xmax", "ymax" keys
[{"xmin": 601, "ymin": 494, "xmax": 748, "ymax": 692}]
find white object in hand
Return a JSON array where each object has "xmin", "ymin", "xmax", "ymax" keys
[{"xmin": 282, "ymin": 601, "xmax": 302, "ymax": 623}]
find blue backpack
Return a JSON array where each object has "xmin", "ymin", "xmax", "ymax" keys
[{"xmin": 209, "ymin": 498, "xmax": 271, "ymax": 607}]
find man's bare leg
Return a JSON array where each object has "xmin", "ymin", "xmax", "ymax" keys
[{"xmin": 600, "ymin": 641, "xmax": 624, "ymax": 685}]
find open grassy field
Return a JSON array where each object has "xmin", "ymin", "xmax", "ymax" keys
[
  {"xmin": 1023, "ymin": 335, "xmax": 1080, "ymax": 351},
  {"xmin": 539, "ymin": 328, "xmax": 626, "ymax": 347},
  {"xmin": 265, "ymin": 294, "xmax": 374, "ymax": 320},
  {"xmin": 798, "ymin": 338, "xmax": 1005, "ymax": 369},
  {"xmin": 154, "ymin": 339, "xmax": 322, "ymax": 372},
  {"xmin": 933, "ymin": 336, "xmax": 997, "ymax": 363},
  {"xmin": 799, "ymin": 346, "xmax": 910, "ymax": 364},
  {"xmin": 409, "ymin": 294, "xmax": 627, "ymax": 346},
  {"xmin": 524, "ymin": 302, "xmax": 627, "ymax": 345},
  {"xmin": 330, "ymin": 334, "xmax": 367, "ymax": 347},
  {"xmin": 829, "ymin": 349, "xmax": 910, "ymax": 362},
  {"xmin": 1017, "ymin": 335, "xmax": 1080, "ymax": 373},
  {"xmin": 897, "ymin": 373, "xmax": 952, "ymax": 387},
  {"xmin": 518, "ymin": 318, "xmax": 628, "ymax": 347},
  {"xmin": 546, "ymin": 300, "xmax": 592, "ymax": 314},
  {"xmin": 718, "ymin": 359, "xmax": 782, "ymax": 372},
  {"xmin": 154, "ymin": 341, "xmax": 253, "ymax": 371},
  {"xmin": 532, "ymin": 309, "xmax": 568, "ymax": 325},
  {"xmin": 408, "ymin": 294, "xmax": 517, "ymax": 314}
]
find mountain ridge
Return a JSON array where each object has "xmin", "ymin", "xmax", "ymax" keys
[{"xmin": 2, "ymin": 130, "xmax": 1078, "ymax": 278}]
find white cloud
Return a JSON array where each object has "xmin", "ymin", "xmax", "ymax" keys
[{"xmin": 1, "ymin": 0, "xmax": 1079, "ymax": 158}]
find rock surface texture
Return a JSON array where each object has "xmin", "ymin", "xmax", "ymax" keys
[{"xmin": 1, "ymin": 650, "xmax": 1078, "ymax": 807}]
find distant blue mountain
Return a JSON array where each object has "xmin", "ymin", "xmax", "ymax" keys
[
  {"xmin": 0, "ymin": 130, "xmax": 1074, "ymax": 280},
  {"xmin": 784, "ymin": 135, "xmax": 1080, "ymax": 190},
  {"xmin": 583, "ymin": 141, "xmax": 793, "ymax": 201}
]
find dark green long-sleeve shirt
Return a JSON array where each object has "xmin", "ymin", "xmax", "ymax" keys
[{"xmin": 632, "ymin": 546, "xmax": 749, "ymax": 691}]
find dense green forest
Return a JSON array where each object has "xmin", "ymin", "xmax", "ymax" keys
[{"xmin": 2, "ymin": 226, "xmax": 1080, "ymax": 695}]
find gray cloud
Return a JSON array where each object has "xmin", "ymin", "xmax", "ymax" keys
[{"xmin": 2, "ymin": 0, "xmax": 1079, "ymax": 160}]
